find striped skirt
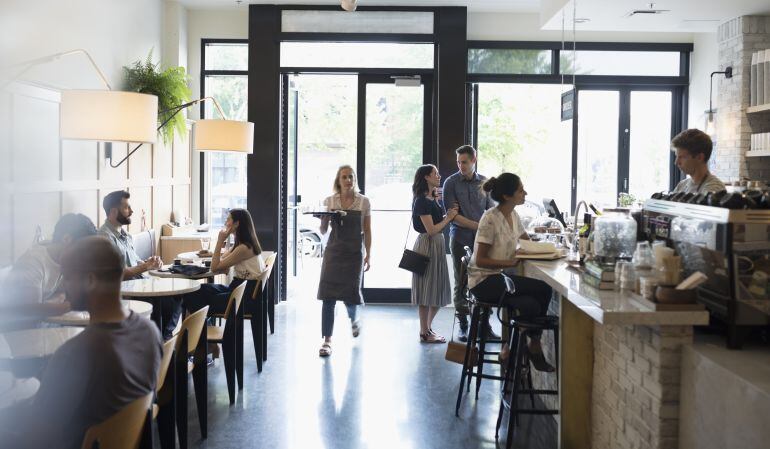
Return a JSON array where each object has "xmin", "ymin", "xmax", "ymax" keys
[{"xmin": 411, "ymin": 233, "xmax": 451, "ymax": 307}]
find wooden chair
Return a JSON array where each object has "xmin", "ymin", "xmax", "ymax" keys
[
  {"xmin": 151, "ymin": 336, "xmax": 177, "ymax": 449},
  {"xmin": 81, "ymin": 393, "xmax": 153, "ymax": 449},
  {"xmin": 243, "ymin": 253, "xmax": 276, "ymax": 373},
  {"xmin": 174, "ymin": 306, "xmax": 209, "ymax": 449},
  {"xmin": 207, "ymin": 281, "xmax": 246, "ymax": 404}
]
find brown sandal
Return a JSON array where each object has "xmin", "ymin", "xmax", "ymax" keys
[{"xmin": 420, "ymin": 330, "xmax": 446, "ymax": 344}]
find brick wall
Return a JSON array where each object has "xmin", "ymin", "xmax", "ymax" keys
[
  {"xmin": 591, "ymin": 324, "xmax": 693, "ymax": 449},
  {"xmin": 716, "ymin": 16, "xmax": 770, "ymax": 182}
]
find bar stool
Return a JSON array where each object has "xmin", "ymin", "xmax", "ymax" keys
[
  {"xmin": 454, "ymin": 247, "xmax": 509, "ymax": 417},
  {"xmin": 496, "ymin": 315, "xmax": 559, "ymax": 448}
]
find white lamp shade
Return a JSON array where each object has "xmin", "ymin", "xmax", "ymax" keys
[
  {"xmin": 193, "ymin": 119, "xmax": 254, "ymax": 153},
  {"xmin": 60, "ymin": 90, "xmax": 158, "ymax": 143}
]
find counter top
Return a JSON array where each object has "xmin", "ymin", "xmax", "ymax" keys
[{"xmin": 522, "ymin": 260, "xmax": 710, "ymax": 326}]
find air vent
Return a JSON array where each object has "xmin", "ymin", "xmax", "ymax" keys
[{"xmin": 624, "ymin": 9, "xmax": 670, "ymax": 18}]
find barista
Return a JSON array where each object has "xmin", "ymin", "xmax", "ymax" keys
[{"xmin": 671, "ymin": 129, "xmax": 725, "ymax": 194}]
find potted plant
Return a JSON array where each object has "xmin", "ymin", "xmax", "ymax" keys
[{"xmin": 124, "ymin": 50, "xmax": 191, "ymax": 146}]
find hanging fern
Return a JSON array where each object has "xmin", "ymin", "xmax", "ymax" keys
[{"xmin": 123, "ymin": 50, "xmax": 192, "ymax": 146}]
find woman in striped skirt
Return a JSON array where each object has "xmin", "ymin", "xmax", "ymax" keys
[{"xmin": 410, "ymin": 164, "xmax": 458, "ymax": 343}]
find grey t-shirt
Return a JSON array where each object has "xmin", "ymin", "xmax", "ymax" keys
[
  {"xmin": 673, "ymin": 173, "xmax": 725, "ymax": 194},
  {"xmin": 23, "ymin": 311, "xmax": 161, "ymax": 449}
]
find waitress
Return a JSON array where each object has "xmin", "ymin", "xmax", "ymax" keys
[{"xmin": 316, "ymin": 165, "xmax": 372, "ymax": 357}]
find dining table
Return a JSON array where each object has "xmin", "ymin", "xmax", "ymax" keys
[
  {"xmin": 43, "ymin": 300, "xmax": 153, "ymax": 327},
  {"xmin": 0, "ymin": 327, "xmax": 84, "ymax": 377},
  {"xmin": 121, "ymin": 277, "xmax": 202, "ymax": 332}
]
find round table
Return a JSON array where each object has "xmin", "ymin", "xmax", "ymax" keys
[
  {"xmin": 121, "ymin": 278, "xmax": 202, "ymax": 297},
  {"xmin": 177, "ymin": 251, "xmax": 213, "ymax": 262},
  {"xmin": 0, "ymin": 327, "xmax": 83, "ymax": 361},
  {"xmin": 149, "ymin": 266, "xmax": 216, "ymax": 281},
  {"xmin": 121, "ymin": 278, "xmax": 202, "ymax": 332},
  {"xmin": 44, "ymin": 300, "xmax": 153, "ymax": 326}
]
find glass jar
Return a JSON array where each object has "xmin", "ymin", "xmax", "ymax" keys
[{"xmin": 593, "ymin": 208, "xmax": 638, "ymax": 260}]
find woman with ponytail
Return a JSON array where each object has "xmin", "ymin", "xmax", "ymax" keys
[{"xmin": 467, "ymin": 173, "xmax": 554, "ymax": 372}]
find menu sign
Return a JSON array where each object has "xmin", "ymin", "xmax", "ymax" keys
[{"xmin": 561, "ymin": 89, "xmax": 574, "ymax": 121}]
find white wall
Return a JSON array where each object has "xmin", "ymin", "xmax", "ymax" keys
[
  {"xmin": 687, "ymin": 33, "xmax": 719, "ymax": 130},
  {"xmin": 163, "ymin": 0, "xmax": 189, "ymax": 70},
  {"xmin": 0, "ymin": 0, "xmax": 172, "ymax": 266},
  {"xmin": 0, "ymin": 0, "xmax": 163, "ymax": 90}
]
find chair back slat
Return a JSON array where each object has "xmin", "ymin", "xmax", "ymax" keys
[
  {"xmin": 176, "ymin": 306, "xmax": 209, "ymax": 355},
  {"xmin": 223, "ymin": 281, "xmax": 247, "ymax": 324},
  {"xmin": 81, "ymin": 393, "xmax": 153, "ymax": 449},
  {"xmin": 157, "ymin": 336, "xmax": 177, "ymax": 392}
]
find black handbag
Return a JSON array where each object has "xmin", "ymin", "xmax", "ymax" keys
[{"xmin": 398, "ymin": 218, "xmax": 430, "ymax": 275}]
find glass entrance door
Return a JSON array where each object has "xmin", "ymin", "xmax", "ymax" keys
[{"xmin": 358, "ymin": 74, "xmax": 433, "ymax": 303}]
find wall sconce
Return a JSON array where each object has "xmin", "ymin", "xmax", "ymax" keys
[
  {"xmin": 107, "ymin": 96, "xmax": 254, "ymax": 167},
  {"xmin": 4, "ymin": 49, "xmax": 253, "ymax": 169},
  {"xmin": 704, "ymin": 66, "xmax": 733, "ymax": 137},
  {"xmin": 4, "ymin": 49, "xmax": 159, "ymax": 145}
]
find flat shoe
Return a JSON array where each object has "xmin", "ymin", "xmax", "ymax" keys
[
  {"xmin": 351, "ymin": 321, "xmax": 361, "ymax": 338},
  {"xmin": 527, "ymin": 348, "xmax": 555, "ymax": 372}
]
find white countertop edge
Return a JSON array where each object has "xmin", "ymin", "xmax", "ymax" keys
[{"xmin": 524, "ymin": 260, "xmax": 711, "ymax": 327}]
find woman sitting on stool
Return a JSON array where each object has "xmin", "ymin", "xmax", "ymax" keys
[
  {"xmin": 183, "ymin": 208, "xmax": 265, "ymax": 315},
  {"xmin": 468, "ymin": 173, "xmax": 554, "ymax": 372}
]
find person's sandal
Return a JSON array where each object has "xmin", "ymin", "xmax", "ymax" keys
[
  {"xmin": 527, "ymin": 347, "xmax": 555, "ymax": 372},
  {"xmin": 423, "ymin": 329, "xmax": 446, "ymax": 344},
  {"xmin": 319, "ymin": 343, "xmax": 332, "ymax": 357},
  {"xmin": 351, "ymin": 320, "xmax": 361, "ymax": 338}
]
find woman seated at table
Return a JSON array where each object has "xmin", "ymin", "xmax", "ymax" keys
[
  {"xmin": 467, "ymin": 173, "xmax": 554, "ymax": 372},
  {"xmin": 183, "ymin": 208, "xmax": 265, "ymax": 315}
]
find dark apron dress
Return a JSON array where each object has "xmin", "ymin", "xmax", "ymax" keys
[{"xmin": 317, "ymin": 210, "xmax": 364, "ymax": 305}]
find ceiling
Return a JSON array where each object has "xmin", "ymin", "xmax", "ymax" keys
[
  {"xmin": 543, "ymin": 0, "xmax": 770, "ymax": 33},
  {"xmin": 178, "ymin": 0, "xmax": 770, "ymax": 32},
  {"xmin": 177, "ymin": 0, "xmax": 541, "ymax": 13}
]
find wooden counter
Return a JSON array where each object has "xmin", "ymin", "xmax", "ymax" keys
[{"xmin": 521, "ymin": 260, "xmax": 708, "ymax": 449}]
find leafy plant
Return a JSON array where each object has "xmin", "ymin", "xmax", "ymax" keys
[
  {"xmin": 123, "ymin": 50, "xmax": 191, "ymax": 146},
  {"xmin": 618, "ymin": 192, "xmax": 638, "ymax": 207}
]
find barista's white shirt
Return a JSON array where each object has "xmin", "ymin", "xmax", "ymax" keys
[{"xmin": 468, "ymin": 208, "xmax": 525, "ymax": 289}]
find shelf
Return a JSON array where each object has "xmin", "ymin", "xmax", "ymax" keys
[
  {"xmin": 747, "ymin": 103, "xmax": 770, "ymax": 114},
  {"xmin": 747, "ymin": 150, "xmax": 770, "ymax": 157}
]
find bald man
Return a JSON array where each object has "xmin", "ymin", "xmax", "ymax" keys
[{"xmin": 3, "ymin": 236, "xmax": 161, "ymax": 449}]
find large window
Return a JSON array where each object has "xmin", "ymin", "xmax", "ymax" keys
[
  {"xmin": 475, "ymin": 83, "xmax": 572, "ymax": 214},
  {"xmin": 468, "ymin": 41, "xmax": 689, "ymax": 212},
  {"xmin": 202, "ymin": 41, "xmax": 248, "ymax": 227},
  {"xmin": 280, "ymin": 42, "xmax": 434, "ymax": 69}
]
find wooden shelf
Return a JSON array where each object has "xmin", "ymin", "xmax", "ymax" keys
[
  {"xmin": 747, "ymin": 150, "xmax": 770, "ymax": 157},
  {"xmin": 747, "ymin": 103, "xmax": 770, "ymax": 114}
]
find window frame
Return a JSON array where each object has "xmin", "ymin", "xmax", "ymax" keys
[
  {"xmin": 200, "ymin": 38, "xmax": 249, "ymax": 224},
  {"xmin": 466, "ymin": 40, "xmax": 691, "ymax": 212}
]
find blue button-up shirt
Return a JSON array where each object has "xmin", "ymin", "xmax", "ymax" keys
[
  {"xmin": 442, "ymin": 171, "xmax": 495, "ymax": 247},
  {"xmin": 99, "ymin": 221, "xmax": 143, "ymax": 279}
]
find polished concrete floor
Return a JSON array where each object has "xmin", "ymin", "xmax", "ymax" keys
[{"xmin": 186, "ymin": 299, "xmax": 557, "ymax": 449}]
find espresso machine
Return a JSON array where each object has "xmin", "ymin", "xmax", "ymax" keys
[{"xmin": 642, "ymin": 198, "xmax": 770, "ymax": 348}]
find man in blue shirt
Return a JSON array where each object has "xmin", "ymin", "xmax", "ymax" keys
[{"xmin": 442, "ymin": 145, "xmax": 497, "ymax": 341}]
